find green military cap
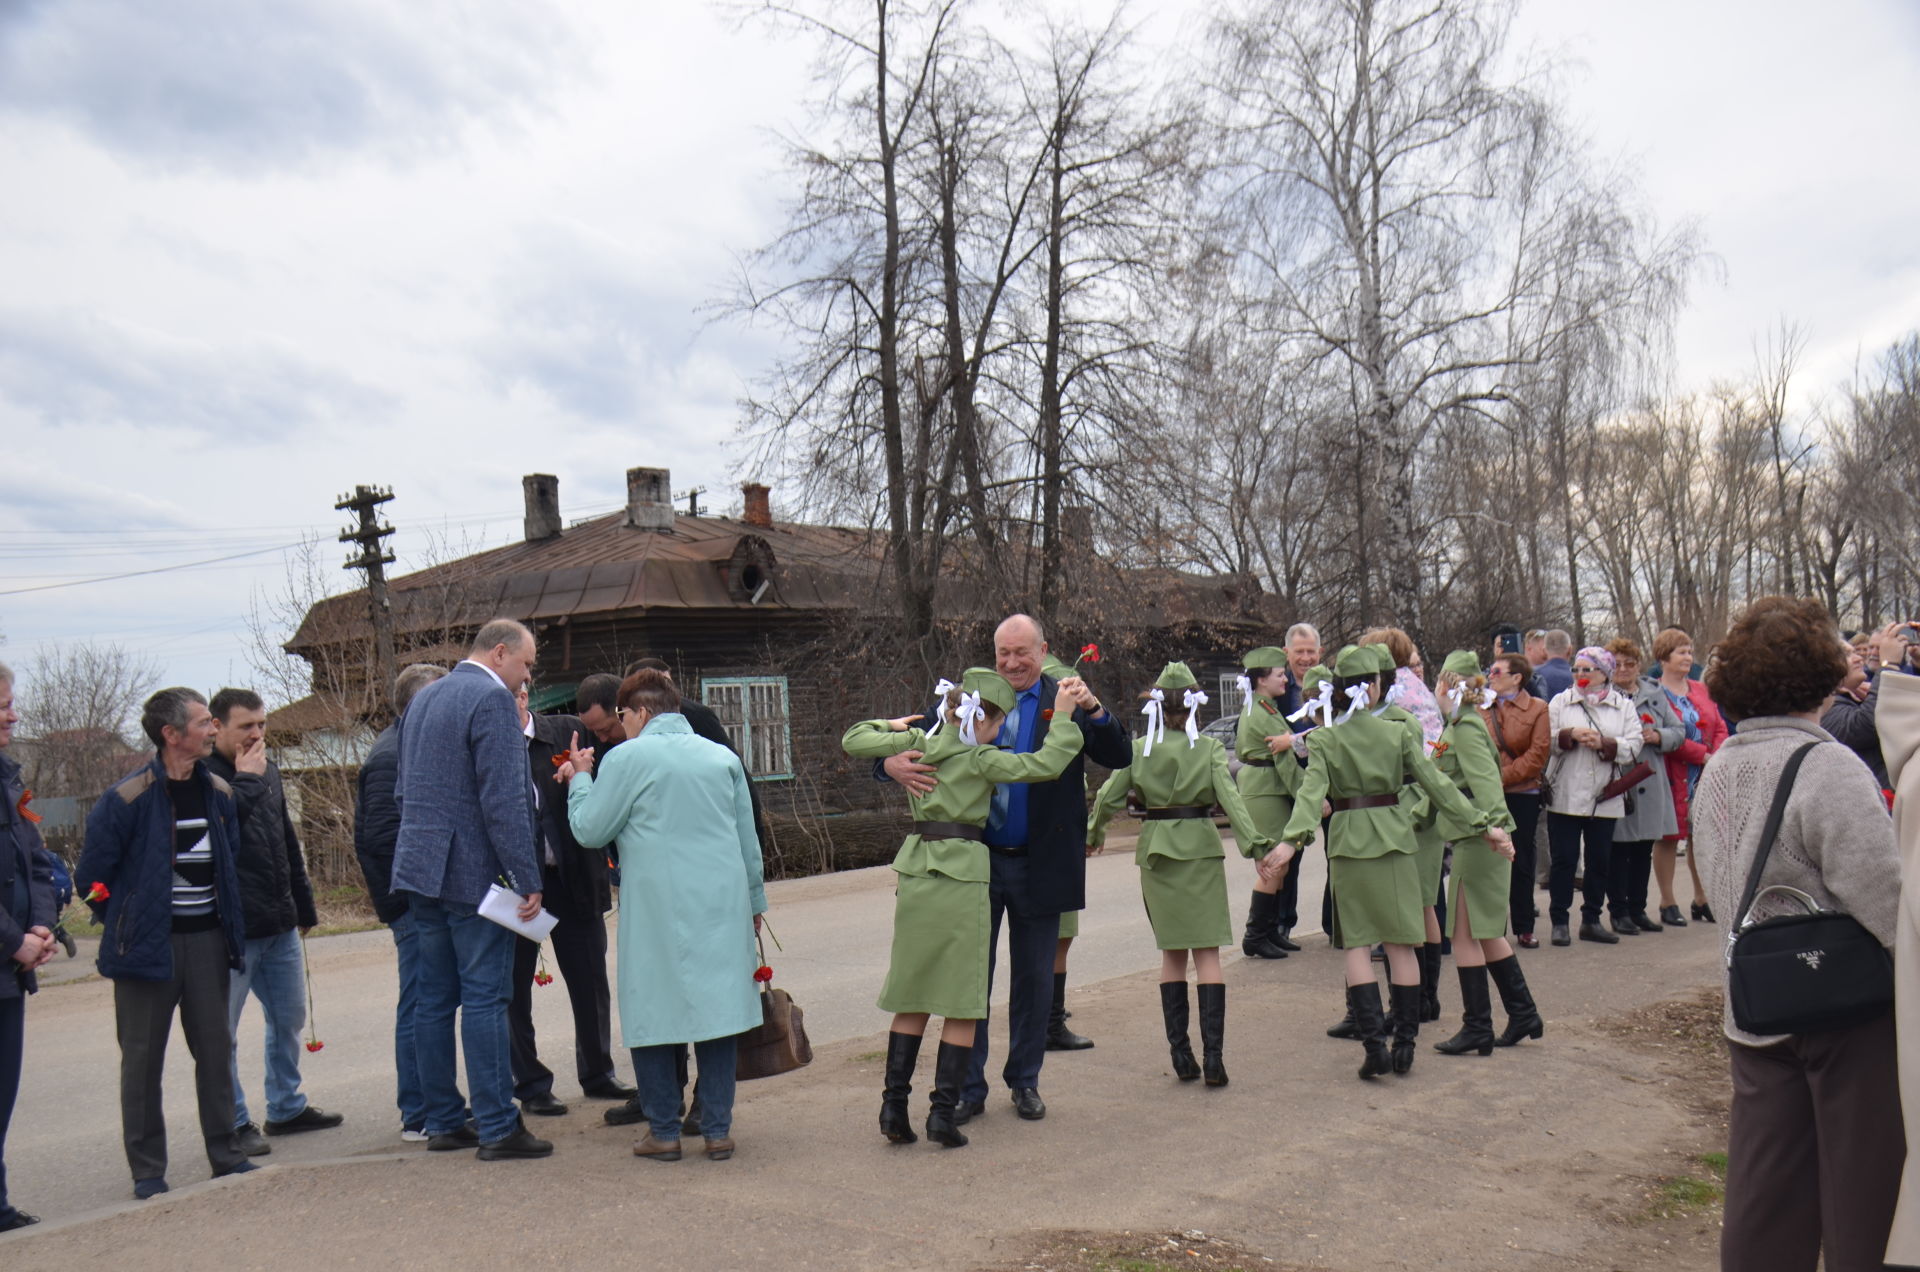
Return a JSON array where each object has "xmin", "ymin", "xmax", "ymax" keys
[
  {"xmin": 960, "ymin": 666, "xmax": 1016, "ymax": 715},
  {"xmin": 1360, "ymin": 643, "xmax": 1396, "ymax": 674},
  {"xmin": 1242, "ymin": 646, "xmax": 1286, "ymax": 671},
  {"xmin": 1300, "ymin": 663, "xmax": 1333, "ymax": 693},
  {"xmin": 1155, "ymin": 661, "xmax": 1198, "ymax": 690},
  {"xmin": 1041, "ymin": 652, "xmax": 1071, "ymax": 677},
  {"xmin": 1441, "ymin": 649, "xmax": 1482, "ymax": 678},
  {"xmin": 1333, "ymin": 645, "xmax": 1380, "ymax": 678}
]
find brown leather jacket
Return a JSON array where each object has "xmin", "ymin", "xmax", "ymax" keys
[{"xmin": 1481, "ymin": 691, "xmax": 1550, "ymax": 791}]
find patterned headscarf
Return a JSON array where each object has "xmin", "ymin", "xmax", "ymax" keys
[{"xmin": 1576, "ymin": 646, "xmax": 1616, "ymax": 676}]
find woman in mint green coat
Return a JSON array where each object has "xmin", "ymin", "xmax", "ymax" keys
[
  {"xmin": 562, "ymin": 670, "xmax": 766, "ymax": 1163},
  {"xmin": 1089, "ymin": 663, "xmax": 1271, "ymax": 1088},
  {"xmin": 1428, "ymin": 651, "xmax": 1543, "ymax": 1057},
  {"xmin": 841, "ymin": 667, "xmax": 1085, "ymax": 1148}
]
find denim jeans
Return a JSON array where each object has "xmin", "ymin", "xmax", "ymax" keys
[
  {"xmin": 389, "ymin": 911, "xmax": 428, "ymax": 1130},
  {"xmin": 632, "ymin": 1037, "xmax": 736, "ymax": 1141},
  {"xmin": 406, "ymin": 892, "xmax": 517, "ymax": 1142},
  {"xmin": 228, "ymin": 928, "xmax": 309, "ymax": 1128}
]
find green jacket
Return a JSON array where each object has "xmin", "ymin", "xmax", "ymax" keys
[
  {"xmin": 1235, "ymin": 694, "xmax": 1303, "ymax": 799},
  {"xmin": 1281, "ymin": 709, "xmax": 1489, "ymax": 858},
  {"xmin": 1088, "ymin": 734, "xmax": 1271, "ymax": 864},
  {"xmin": 1431, "ymin": 708, "xmax": 1518, "ymax": 840},
  {"xmin": 841, "ymin": 712, "xmax": 1083, "ymax": 883}
]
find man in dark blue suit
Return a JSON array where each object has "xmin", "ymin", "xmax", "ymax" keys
[
  {"xmin": 881, "ymin": 615, "xmax": 1130, "ymax": 1122},
  {"xmin": 392, "ymin": 619, "xmax": 551, "ymax": 1161},
  {"xmin": 1, "ymin": 661, "xmax": 55, "ymax": 1231}
]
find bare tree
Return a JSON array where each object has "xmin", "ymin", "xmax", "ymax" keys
[{"xmin": 16, "ymin": 641, "xmax": 158, "ymax": 799}]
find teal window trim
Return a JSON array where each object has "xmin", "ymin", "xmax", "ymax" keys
[{"xmin": 700, "ymin": 675, "xmax": 794, "ymax": 782}]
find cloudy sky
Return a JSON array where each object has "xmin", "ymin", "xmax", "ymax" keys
[{"xmin": 1, "ymin": 0, "xmax": 1916, "ymax": 713}]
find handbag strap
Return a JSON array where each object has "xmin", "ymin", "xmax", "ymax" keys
[{"xmin": 1734, "ymin": 741, "xmax": 1820, "ymax": 929}]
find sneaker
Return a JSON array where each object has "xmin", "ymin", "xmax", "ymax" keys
[
  {"xmin": 400, "ymin": 1126, "xmax": 430, "ymax": 1143},
  {"xmin": 235, "ymin": 1122, "xmax": 271, "ymax": 1157},
  {"xmin": 265, "ymin": 1105, "xmax": 345, "ymax": 1136}
]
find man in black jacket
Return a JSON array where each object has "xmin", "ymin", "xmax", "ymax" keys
[
  {"xmin": 508, "ymin": 684, "xmax": 633, "ymax": 1116},
  {"xmin": 208, "ymin": 689, "xmax": 342, "ymax": 1156},
  {"xmin": 1, "ymin": 661, "xmax": 56, "ymax": 1232},
  {"xmin": 353, "ymin": 662, "xmax": 447, "ymax": 1142},
  {"xmin": 880, "ymin": 615, "xmax": 1130, "ymax": 1122}
]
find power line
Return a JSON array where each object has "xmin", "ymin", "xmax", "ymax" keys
[{"xmin": 0, "ymin": 542, "xmax": 304, "ymax": 597}]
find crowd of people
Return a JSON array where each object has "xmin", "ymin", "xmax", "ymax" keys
[{"xmin": 0, "ymin": 602, "xmax": 1916, "ymax": 1271}]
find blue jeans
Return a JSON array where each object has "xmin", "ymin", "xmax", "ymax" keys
[
  {"xmin": 632, "ymin": 1037, "xmax": 736, "ymax": 1141},
  {"xmin": 389, "ymin": 911, "xmax": 428, "ymax": 1130},
  {"xmin": 964, "ymin": 852, "xmax": 1057, "ymax": 1104},
  {"xmin": 228, "ymin": 928, "xmax": 309, "ymax": 1128},
  {"xmin": 406, "ymin": 892, "xmax": 517, "ymax": 1142}
]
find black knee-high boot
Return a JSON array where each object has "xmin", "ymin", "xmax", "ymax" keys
[
  {"xmin": 879, "ymin": 1031, "xmax": 922, "ymax": 1143},
  {"xmin": 1431, "ymin": 965, "xmax": 1494, "ymax": 1056},
  {"xmin": 1046, "ymin": 971, "xmax": 1094, "ymax": 1050},
  {"xmin": 1418, "ymin": 944, "xmax": 1443, "ymax": 1022},
  {"xmin": 1159, "ymin": 982, "xmax": 1200, "ymax": 1081},
  {"xmin": 1197, "ymin": 983, "xmax": 1227, "ymax": 1087},
  {"xmin": 1242, "ymin": 891, "xmax": 1288, "ymax": 959},
  {"xmin": 925, "ymin": 1040, "xmax": 972, "ymax": 1148},
  {"xmin": 1487, "ymin": 955, "xmax": 1545, "ymax": 1047},
  {"xmin": 1348, "ymin": 983, "xmax": 1391, "ymax": 1079},
  {"xmin": 1389, "ymin": 983, "xmax": 1422, "ymax": 1075}
]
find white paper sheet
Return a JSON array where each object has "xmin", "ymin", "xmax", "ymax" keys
[{"xmin": 478, "ymin": 883, "xmax": 559, "ymax": 941}]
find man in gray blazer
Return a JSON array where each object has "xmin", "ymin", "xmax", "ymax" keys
[{"xmin": 392, "ymin": 619, "xmax": 551, "ymax": 1160}]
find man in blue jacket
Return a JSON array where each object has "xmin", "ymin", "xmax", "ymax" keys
[
  {"xmin": 76, "ymin": 687, "xmax": 255, "ymax": 1200},
  {"xmin": 1, "ymin": 661, "xmax": 57, "ymax": 1232},
  {"xmin": 391, "ymin": 619, "xmax": 551, "ymax": 1161}
]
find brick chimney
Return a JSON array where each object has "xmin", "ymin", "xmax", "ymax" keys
[
  {"xmin": 741, "ymin": 482, "xmax": 773, "ymax": 529},
  {"xmin": 625, "ymin": 467, "xmax": 675, "ymax": 531},
  {"xmin": 522, "ymin": 473, "xmax": 561, "ymax": 542}
]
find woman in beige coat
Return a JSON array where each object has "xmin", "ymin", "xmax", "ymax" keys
[{"xmin": 1879, "ymin": 659, "xmax": 1920, "ymax": 1267}]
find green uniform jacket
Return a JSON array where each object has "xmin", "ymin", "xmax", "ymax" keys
[
  {"xmin": 1281, "ymin": 709, "xmax": 1490, "ymax": 858},
  {"xmin": 1235, "ymin": 695, "xmax": 1303, "ymax": 798},
  {"xmin": 1377, "ymin": 703, "xmax": 1438, "ymax": 831},
  {"xmin": 1086, "ymin": 735, "xmax": 1271, "ymax": 864},
  {"xmin": 1431, "ymin": 708, "xmax": 1517, "ymax": 839},
  {"xmin": 841, "ymin": 712, "xmax": 1084, "ymax": 883}
]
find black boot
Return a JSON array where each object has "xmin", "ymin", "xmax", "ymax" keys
[
  {"xmin": 1327, "ymin": 986, "xmax": 1362, "ymax": 1039},
  {"xmin": 1487, "ymin": 955, "xmax": 1545, "ymax": 1047},
  {"xmin": 1348, "ymin": 983, "xmax": 1391, "ymax": 1079},
  {"xmin": 879, "ymin": 1031, "xmax": 922, "ymax": 1144},
  {"xmin": 924, "ymin": 1041, "xmax": 972, "ymax": 1148},
  {"xmin": 1046, "ymin": 972, "xmax": 1094, "ymax": 1050},
  {"xmin": 1418, "ymin": 944, "xmax": 1443, "ymax": 1022},
  {"xmin": 1160, "ymin": 982, "xmax": 1200, "ymax": 1081},
  {"xmin": 1241, "ymin": 891, "xmax": 1288, "ymax": 959},
  {"xmin": 1197, "ymin": 983, "xmax": 1228, "ymax": 1087},
  {"xmin": 1389, "ymin": 983, "xmax": 1422, "ymax": 1075},
  {"xmin": 1432, "ymin": 965, "xmax": 1494, "ymax": 1056}
]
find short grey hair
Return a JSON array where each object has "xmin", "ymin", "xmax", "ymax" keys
[
  {"xmin": 996, "ymin": 613, "xmax": 1046, "ymax": 646},
  {"xmin": 1544, "ymin": 629, "xmax": 1574, "ymax": 657},
  {"xmin": 141, "ymin": 686, "xmax": 208, "ymax": 749},
  {"xmin": 1284, "ymin": 623, "xmax": 1320, "ymax": 645},
  {"xmin": 393, "ymin": 663, "xmax": 448, "ymax": 716},
  {"xmin": 470, "ymin": 618, "xmax": 533, "ymax": 656}
]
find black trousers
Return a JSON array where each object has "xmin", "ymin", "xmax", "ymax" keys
[
  {"xmin": 508, "ymin": 901, "xmax": 615, "ymax": 1102},
  {"xmin": 1546, "ymin": 812, "xmax": 1614, "ymax": 927},
  {"xmin": 1608, "ymin": 839, "xmax": 1654, "ymax": 922},
  {"xmin": 1274, "ymin": 829, "xmax": 1303, "ymax": 930},
  {"xmin": 0, "ymin": 992, "xmax": 21, "ymax": 1219},
  {"xmin": 113, "ymin": 928, "xmax": 245, "ymax": 1180},
  {"xmin": 1505, "ymin": 792, "xmax": 1542, "ymax": 936}
]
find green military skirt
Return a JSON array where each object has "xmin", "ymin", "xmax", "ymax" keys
[
  {"xmin": 1139, "ymin": 853, "xmax": 1231, "ymax": 950},
  {"xmin": 1447, "ymin": 836, "xmax": 1511, "ymax": 940},
  {"xmin": 1327, "ymin": 850, "xmax": 1427, "ymax": 947},
  {"xmin": 1412, "ymin": 824, "xmax": 1446, "ymax": 910},
  {"xmin": 1057, "ymin": 909, "xmax": 1079, "ymax": 939},
  {"xmin": 877, "ymin": 871, "xmax": 989, "ymax": 1019},
  {"xmin": 1241, "ymin": 791, "xmax": 1295, "ymax": 861}
]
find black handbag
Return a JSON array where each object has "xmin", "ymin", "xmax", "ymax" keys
[{"xmin": 1726, "ymin": 741, "xmax": 1895, "ymax": 1036}]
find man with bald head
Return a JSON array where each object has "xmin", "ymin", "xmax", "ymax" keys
[{"xmin": 881, "ymin": 614, "xmax": 1130, "ymax": 1121}]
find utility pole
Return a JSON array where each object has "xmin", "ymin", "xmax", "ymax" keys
[
  {"xmin": 336, "ymin": 485, "xmax": 397, "ymax": 711},
  {"xmin": 678, "ymin": 485, "xmax": 708, "ymax": 517}
]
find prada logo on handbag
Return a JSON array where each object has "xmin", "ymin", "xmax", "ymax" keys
[{"xmin": 1797, "ymin": 950, "xmax": 1824, "ymax": 971}]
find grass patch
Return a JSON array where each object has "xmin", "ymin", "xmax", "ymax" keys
[
  {"xmin": 853, "ymin": 1050, "xmax": 886, "ymax": 1063},
  {"xmin": 59, "ymin": 900, "xmax": 102, "ymax": 938},
  {"xmin": 983, "ymin": 1230, "xmax": 1286, "ymax": 1271},
  {"xmin": 1643, "ymin": 1152, "xmax": 1727, "ymax": 1221}
]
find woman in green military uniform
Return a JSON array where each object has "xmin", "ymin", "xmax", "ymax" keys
[
  {"xmin": 1088, "ymin": 663, "xmax": 1271, "ymax": 1087},
  {"xmin": 1235, "ymin": 646, "xmax": 1302, "ymax": 960},
  {"xmin": 842, "ymin": 668, "xmax": 1086, "ymax": 1147},
  {"xmin": 1427, "ymin": 651, "xmax": 1544, "ymax": 1056},
  {"xmin": 1279, "ymin": 646, "xmax": 1514, "ymax": 1079}
]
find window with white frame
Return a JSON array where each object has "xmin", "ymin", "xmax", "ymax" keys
[
  {"xmin": 1216, "ymin": 672, "xmax": 1247, "ymax": 722},
  {"xmin": 701, "ymin": 676, "xmax": 794, "ymax": 780}
]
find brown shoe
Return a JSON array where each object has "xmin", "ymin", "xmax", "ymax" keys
[
  {"xmin": 704, "ymin": 1136, "xmax": 735, "ymax": 1161},
  {"xmin": 632, "ymin": 1132, "xmax": 682, "ymax": 1162}
]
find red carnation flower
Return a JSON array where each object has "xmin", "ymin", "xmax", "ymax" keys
[
  {"xmin": 305, "ymin": 1040, "xmax": 325, "ymax": 1053},
  {"xmin": 1075, "ymin": 643, "xmax": 1102, "ymax": 666},
  {"xmin": 85, "ymin": 882, "xmax": 110, "ymax": 904},
  {"xmin": 753, "ymin": 965, "xmax": 774, "ymax": 984}
]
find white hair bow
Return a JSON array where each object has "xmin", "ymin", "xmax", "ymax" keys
[
  {"xmin": 1337, "ymin": 682, "xmax": 1372, "ymax": 724},
  {"xmin": 1288, "ymin": 682, "xmax": 1334, "ymax": 726},
  {"xmin": 955, "ymin": 691, "xmax": 986, "ymax": 746},
  {"xmin": 1480, "ymin": 688, "xmax": 1497, "ymax": 709},
  {"xmin": 1182, "ymin": 687, "xmax": 1209, "ymax": 746},
  {"xmin": 1141, "ymin": 688, "xmax": 1167, "ymax": 756},
  {"xmin": 1235, "ymin": 673, "xmax": 1254, "ymax": 713},
  {"xmin": 926, "ymin": 678, "xmax": 958, "ymax": 735}
]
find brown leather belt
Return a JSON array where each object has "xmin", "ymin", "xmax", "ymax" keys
[
  {"xmin": 1143, "ymin": 805, "xmax": 1213, "ymax": 820},
  {"xmin": 1241, "ymin": 757, "xmax": 1276, "ymax": 768},
  {"xmin": 1327, "ymin": 793, "xmax": 1401, "ymax": 814},
  {"xmin": 912, "ymin": 820, "xmax": 986, "ymax": 843}
]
